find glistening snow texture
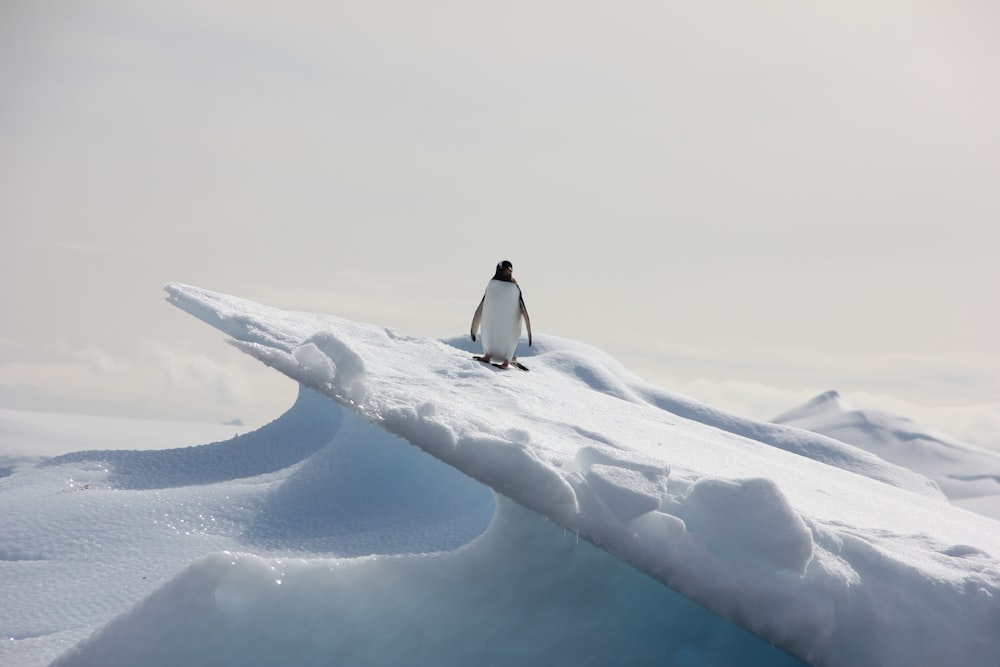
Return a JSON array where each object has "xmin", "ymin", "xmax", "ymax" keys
[{"xmin": 153, "ymin": 284, "xmax": 1000, "ymax": 667}]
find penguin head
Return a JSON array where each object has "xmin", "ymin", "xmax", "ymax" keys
[{"xmin": 494, "ymin": 260, "xmax": 514, "ymax": 281}]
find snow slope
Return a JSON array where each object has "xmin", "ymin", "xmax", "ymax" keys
[
  {"xmin": 2, "ymin": 283, "xmax": 998, "ymax": 667},
  {"xmin": 774, "ymin": 390, "xmax": 1000, "ymax": 520},
  {"xmin": 155, "ymin": 284, "xmax": 997, "ymax": 666},
  {"xmin": 2, "ymin": 398, "xmax": 797, "ymax": 664}
]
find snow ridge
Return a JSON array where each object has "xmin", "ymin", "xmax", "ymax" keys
[{"xmin": 158, "ymin": 283, "xmax": 1000, "ymax": 667}]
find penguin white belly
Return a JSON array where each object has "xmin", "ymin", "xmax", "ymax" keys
[{"xmin": 481, "ymin": 281, "xmax": 523, "ymax": 362}]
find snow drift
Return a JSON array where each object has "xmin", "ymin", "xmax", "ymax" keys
[
  {"xmin": 158, "ymin": 283, "xmax": 998, "ymax": 666},
  {"xmin": 2, "ymin": 283, "xmax": 998, "ymax": 667}
]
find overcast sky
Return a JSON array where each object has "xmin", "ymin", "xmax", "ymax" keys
[{"xmin": 2, "ymin": 0, "xmax": 998, "ymax": 448}]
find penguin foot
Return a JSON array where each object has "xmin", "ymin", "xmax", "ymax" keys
[{"xmin": 473, "ymin": 355, "xmax": 528, "ymax": 371}]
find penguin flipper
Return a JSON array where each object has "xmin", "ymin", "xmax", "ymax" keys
[
  {"xmin": 519, "ymin": 295, "xmax": 532, "ymax": 347},
  {"xmin": 470, "ymin": 295, "xmax": 485, "ymax": 341}
]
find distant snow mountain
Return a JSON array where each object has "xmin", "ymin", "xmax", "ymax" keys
[{"xmin": 774, "ymin": 390, "xmax": 1000, "ymax": 518}]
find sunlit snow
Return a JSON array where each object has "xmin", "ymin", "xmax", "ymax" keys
[
  {"xmin": 1, "ymin": 284, "xmax": 998, "ymax": 667},
  {"xmin": 773, "ymin": 390, "xmax": 1000, "ymax": 520}
]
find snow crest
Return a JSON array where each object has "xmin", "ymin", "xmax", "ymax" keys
[
  {"xmin": 152, "ymin": 284, "xmax": 1000, "ymax": 667},
  {"xmin": 235, "ymin": 333, "xmax": 370, "ymax": 407}
]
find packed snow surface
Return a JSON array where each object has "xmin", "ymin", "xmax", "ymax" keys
[{"xmin": 1, "ymin": 284, "xmax": 998, "ymax": 667}]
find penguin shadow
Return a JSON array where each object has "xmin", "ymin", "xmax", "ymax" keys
[{"xmin": 441, "ymin": 336, "xmax": 535, "ymax": 372}]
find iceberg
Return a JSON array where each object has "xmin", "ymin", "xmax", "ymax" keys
[{"xmin": 2, "ymin": 284, "xmax": 997, "ymax": 667}]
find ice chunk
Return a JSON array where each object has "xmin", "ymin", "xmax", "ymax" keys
[
  {"xmin": 233, "ymin": 333, "xmax": 369, "ymax": 407},
  {"xmin": 683, "ymin": 477, "xmax": 814, "ymax": 574},
  {"xmin": 587, "ymin": 464, "xmax": 663, "ymax": 522}
]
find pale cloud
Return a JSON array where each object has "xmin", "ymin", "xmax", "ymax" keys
[
  {"xmin": 614, "ymin": 333, "xmax": 1000, "ymax": 403},
  {"xmin": 0, "ymin": 339, "xmax": 294, "ymax": 426}
]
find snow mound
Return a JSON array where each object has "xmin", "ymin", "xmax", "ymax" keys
[
  {"xmin": 43, "ymin": 387, "xmax": 341, "ymax": 489},
  {"xmin": 145, "ymin": 283, "xmax": 1000, "ymax": 667},
  {"xmin": 445, "ymin": 335, "xmax": 945, "ymax": 498},
  {"xmin": 0, "ymin": 387, "xmax": 499, "ymax": 667},
  {"xmin": 683, "ymin": 477, "xmax": 813, "ymax": 575}
]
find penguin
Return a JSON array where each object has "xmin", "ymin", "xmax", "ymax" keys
[{"xmin": 470, "ymin": 260, "xmax": 532, "ymax": 370}]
